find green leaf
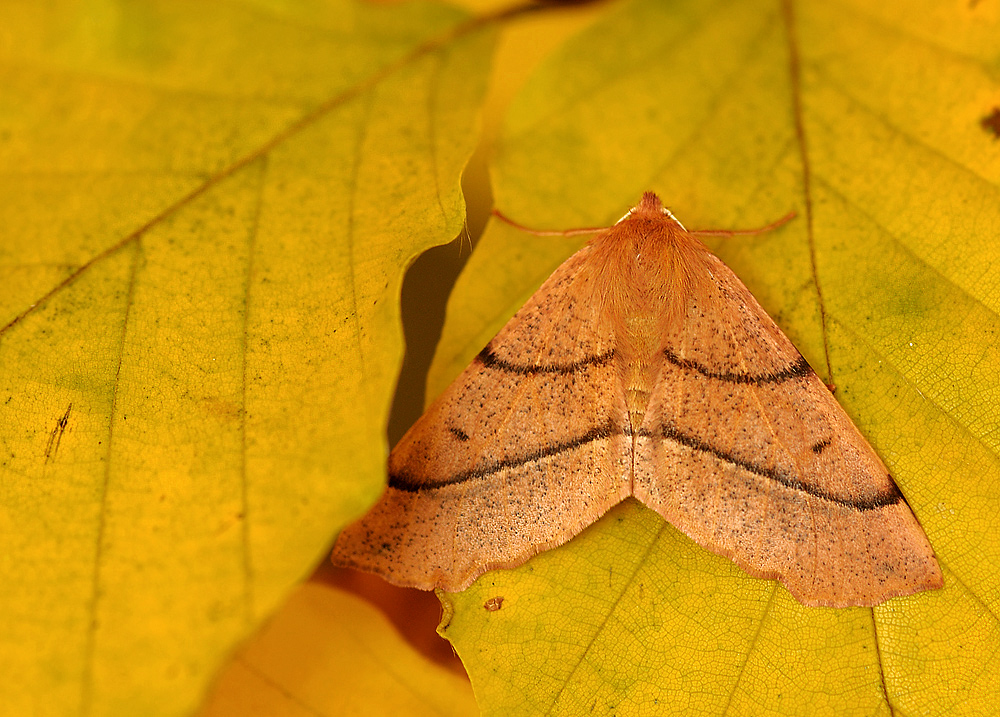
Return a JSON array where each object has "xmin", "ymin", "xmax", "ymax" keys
[
  {"xmin": 435, "ymin": 0, "xmax": 1000, "ymax": 714},
  {"xmin": 0, "ymin": 1, "xmax": 493, "ymax": 715}
]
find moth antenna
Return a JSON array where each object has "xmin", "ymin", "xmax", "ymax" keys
[
  {"xmin": 492, "ymin": 208, "xmax": 608, "ymax": 237},
  {"xmin": 688, "ymin": 211, "xmax": 797, "ymax": 237}
]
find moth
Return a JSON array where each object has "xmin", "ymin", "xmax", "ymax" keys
[{"xmin": 332, "ymin": 192, "xmax": 943, "ymax": 607}]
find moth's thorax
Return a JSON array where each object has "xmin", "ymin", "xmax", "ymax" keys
[{"xmin": 586, "ymin": 213, "xmax": 711, "ymax": 434}]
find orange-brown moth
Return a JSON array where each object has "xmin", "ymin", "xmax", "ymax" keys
[{"xmin": 332, "ymin": 192, "xmax": 943, "ymax": 608}]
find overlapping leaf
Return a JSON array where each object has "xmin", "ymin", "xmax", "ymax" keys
[
  {"xmin": 198, "ymin": 583, "xmax": 475, "ymax": 717},
  {"xmin": 0, "ymin": 1, "xmax": 493, "ymax": 714}
]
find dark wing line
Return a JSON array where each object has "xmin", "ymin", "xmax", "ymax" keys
[
  {"xmin": 389, "ymin": 419, "xmax": 622, "ymax": 492},
  {"xmin": 647, "ymin": 422, "xmax": 901, "ymax": 512},
  {"xmin": 663, "ymin": 347, "xmax": 811, "ymax": 385},
  {"xmin": 478, "ymin": 343, "xmax": 615, "ymax": 375}
]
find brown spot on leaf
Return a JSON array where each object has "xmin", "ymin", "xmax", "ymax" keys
[
  {"xmin": 201, "ymin": 397, "xmax": 242, "ymax": 421},
  {"xmin": 44, "ymin": 403, "xmax": 72, "ymax": 463},
  {"xmin": 981, "ymin": 107, "xmax": 1000, "ymax": 139},
  {"xmin": 484, "ymin": 596, "xmax": 504, "ymax": 612}
]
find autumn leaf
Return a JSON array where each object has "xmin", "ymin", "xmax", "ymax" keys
[
  {"xmin": 431, "ymin": 0, "xmax": 1000, "ymax": 715},
  {"xmin": 198, "ymin": 581, "xmax": 475, "ymax": 717},
  {"xmin": 0, "ymin": 1, "xmax": 493, "ymax": 715}
]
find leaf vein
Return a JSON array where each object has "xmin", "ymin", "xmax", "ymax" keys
[
  {"xmin": 80, "ymin": 239, "xmax": 143, "ymax": 716},
  {"xmin": 542, "ymin": 522, "xmax": 668, "ymax": 717}
]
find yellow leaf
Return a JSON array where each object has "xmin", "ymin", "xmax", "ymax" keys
[
  {"xmin": 0, "ymin": 1, "xmax": 493, "ymax": 715},
  {"xmin": 435, "ymin": 0, "xmax": 1000, "ymax": 714},
  {"xmin": 198, "ymin": 581, "xmax": 476, "ymax": 717}
]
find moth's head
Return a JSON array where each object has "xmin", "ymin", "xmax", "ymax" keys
[{"xmin": 620, "ymin": 192, "xmax": 688, "ymax": 232}]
